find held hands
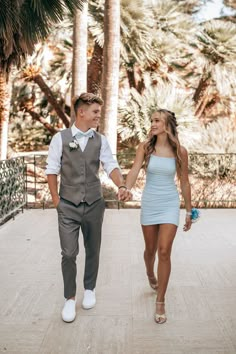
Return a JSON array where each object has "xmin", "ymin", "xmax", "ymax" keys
[{"xmin": 117, "ymin": 186, "xmax": 133, "ymax": 202}]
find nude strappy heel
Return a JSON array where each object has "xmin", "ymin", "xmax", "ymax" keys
[
  {"xmin": 147, "ymin": 275, "xmax": 158, "ymax": 291},
  {"xmin": 155, "ymin": 301, "xmax": 167, "ymax": 324}
]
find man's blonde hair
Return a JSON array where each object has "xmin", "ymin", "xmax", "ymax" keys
[{"xmin": 72, "ymin": 93, "xmax": 103, "ymax": 114}]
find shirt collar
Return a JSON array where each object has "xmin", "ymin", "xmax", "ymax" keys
[{"xmin": 71, "ymin": 124, "xmax": 94, "ymax": 138}]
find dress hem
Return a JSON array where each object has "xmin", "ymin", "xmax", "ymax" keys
[{"xmin": 141, "ymin": 222, "xmax": 179, "ymax": 227}]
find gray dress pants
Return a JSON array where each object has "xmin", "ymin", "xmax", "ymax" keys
[{"xmin": 57, "ymin": 197, "xmax": 105, "ymax": 299}]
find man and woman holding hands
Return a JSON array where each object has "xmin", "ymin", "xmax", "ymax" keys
[{"xmin": 46, "ymin": 92, "xmax": 192, "ymax": 325}]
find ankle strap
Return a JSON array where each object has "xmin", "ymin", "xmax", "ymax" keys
[{"xmin": 156, "ymin": 301, "xmax": 165, "ymax": 304}]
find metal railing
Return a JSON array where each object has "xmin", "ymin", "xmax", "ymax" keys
[
  {"xmin": 24, "ymin": 152, "xmax": 236, "ymax": 209},
  {"xmin": 0, "ymin": 157, "xmax": 26, "ymax": 224},
  {"xmin": 0, "ymin": 153, "xmax": 235, "ymax": 224}
]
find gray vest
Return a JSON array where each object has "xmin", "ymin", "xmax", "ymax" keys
[{"xmin": 59, "ymin": 128, "xmax": 102, "ymax": 206}]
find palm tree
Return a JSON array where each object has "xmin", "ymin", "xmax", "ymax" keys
[
  {"xmin": 223, "ymin": 0, "xmax": 236, "ymax": 10},
  {"xmin": 118, "ymin": 83, "xmax": 200, "ymax": 151},
  {"xmin": 100, "ymin": 0, "xmax": 120, "ymax": 154},
  {"xmin": 0, "ymin": 0, "xmax": 85, "ymax": 160},
  {"xmin": 193, "ymin": 19, "xmax": 236, "ymax": 120},
  {"xmin": 22, "ymin": 65, "xmax": 70, "ymax": 127},
  {"xmin": 71, "ymin": 3, "xmax": 88, "ymax": 124},
  {"xmin": 9, "ymin": 32, "xmax": 73, "ymax": 142},
  {"xmin": 88, "ymin": 0, "xmax": 157, "ymax": 93},
  {"xmin": 171, "ymin": 0, "xmax": 203, "ymax": 14}
]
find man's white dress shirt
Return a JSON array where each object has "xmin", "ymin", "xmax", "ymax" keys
[{"xmin": 45, "ymin": 125, "xmax": 119, "ymax": 176}]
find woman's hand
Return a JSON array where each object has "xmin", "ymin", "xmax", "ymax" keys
[
  {"xmin": 117, "ymin": 187, "xmax": 132, "ymax": 201},
  {"xmin": 183, "ymin": 214, "xmax": 192, "ymax": 231}
]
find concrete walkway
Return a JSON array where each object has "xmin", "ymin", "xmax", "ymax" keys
[{"xmin": 0, "ymin": 209, "xmax": 236, "ymax": 354}]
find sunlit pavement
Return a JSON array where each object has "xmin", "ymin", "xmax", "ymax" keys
[{"xmin": 0, "ymin": 208, "xmax": 235, "ymax": 354}]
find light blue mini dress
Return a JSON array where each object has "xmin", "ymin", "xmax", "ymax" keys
[{"xmin": 141, "ymin": 155, "xmax": 180, "ymax": 226}]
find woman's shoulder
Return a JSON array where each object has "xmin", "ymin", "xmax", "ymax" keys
[
  {"xmin": 179, "ymin": 146, "xmax": 189, "ymax": 163},
  {"xmin": 180, "ymin": 145, "xmax": 188, "ymax": 156},
  {"xmin": 137, "ymin": 141, "xmax": 146, "ymax": 152},
  {"xmin": 139, "ymin": 141, "xmax": 146, "ymax": 148}
]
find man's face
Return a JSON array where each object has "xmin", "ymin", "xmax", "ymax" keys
[{"xmin": 78, "ymin": 103, "xmax": 101, "ymax": 130}]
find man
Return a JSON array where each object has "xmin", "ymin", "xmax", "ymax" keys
[{"xmin": 46, "ymin": 93, "xmax": 129, "ymax": 323}]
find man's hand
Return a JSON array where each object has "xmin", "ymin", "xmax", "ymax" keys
[
  {"xmin": 47, "ymin": 175, "xmax": 60, "ymax": 208},
  {"xmin": 117, "ymin": 187, "xmax": 132, "ymax": 202},
  {"xmin": 52, "ymin": 195, "xmax": 60, "ymax": 208}
]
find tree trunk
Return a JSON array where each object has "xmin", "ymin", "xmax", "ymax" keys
[
  {"xmin": 32, "ymin": 74, "xmax": 70, "ymax": 128},
  {"xmin": 126, "ymin": 66, "xmax": 145, "ymax": 94},
  {"xmin": 193, "ymin": 67, "xmax": 210, "ymax": 103},
  {"xmin": 126, "ymin": 68, "xmax": 136, "ymax": 89},
  {"xmin": 0, "ymin": 69, "xmax": 10, "ymax": 160},
  {"xmin": 87, "ymin": 41, "xmax": 103, "ymax": 94},
  {"xmin": 71, "ymin": 4, "xmax": 88, "ymax": 124},
  {"xmin": 25, "ymin": 108, "xmax": 59, "ymax": 135},
  {"xmin": 100, "ymin": 0, "xmax": 120, "ymax": 154}
]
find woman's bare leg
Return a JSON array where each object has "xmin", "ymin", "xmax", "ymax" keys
[
  {"xmin": 156, "ymin": 224, "xmax": 177, "ymax": 319},
  {"xmin": 142, "ymin": 225, "xmax": 159, "ymax": 281}
]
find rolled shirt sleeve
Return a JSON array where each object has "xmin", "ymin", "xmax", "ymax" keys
[
  {"xmin": 45, "ymin": 132, "xmax": 62, "ymax": 175},
  {"xmin": 100, "ymin": 135, "xmax": 120, "ymax": 176},
  {"xmin": 45, "ymin": 130, "xmax": 120, "ymax": 177}
]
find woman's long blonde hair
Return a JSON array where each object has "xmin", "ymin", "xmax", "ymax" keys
[{"xmin": 144, "ymin": 109, "xmax": 182, "ymax": 172}]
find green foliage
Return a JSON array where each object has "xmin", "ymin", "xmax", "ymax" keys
[
  {"xmin": 224, "ymin": 0, "xmax": 236, "ymax": 9},
  {"xmin": 9, "ymin": 66, "xmax": 63, "ymax": 152},
  {"xmin": 88, "ymin": 0, "xmax": 157, "ymax": 66},
  {"xmin": 118, "ymin": 83, "xmax": 200, "ymax": 149},
  {"xmin": 0, "ymin": 0, "xmax": 85, "ymax": 73},
  {"xmin": 172, "ymin": 0, "xmax": 204, "ymax": 14},
  {"xmin": 195, "ymin": 19, "xmax": 236, "ymax": 64},
  {"xmin": 8, "ymin": 114, "xmax": 51, "ymax": 152},
  {"xmin": 194, "ymin": 118, "xmax": 236, "ymax": 153},
  {"xmin": 193, "ymin": 19, "xmax": 236, "ymax": 96},
  {"xmin": 152, "ymin": 0, "xmax": 196, "ymax": 40},
  {"xmin": 10, "ymin": 69, "xmax": 65, "ymax": 129}
]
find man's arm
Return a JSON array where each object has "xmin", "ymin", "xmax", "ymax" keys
[
  {"xmin": 47, "ymin": 174, "xmax": 60, "ymax": 207},
  {"xmin": 100, "ymin": 136, "xmax": 129, "ymax": 200},
  {"xmin": 109, "ymin": 168, "xmax": 124, "ymax": 188},
  {"xmin": 109, "ymin": 168, "xmax": 130, "ymax": 201},
  {"xmin": 45, "ymin": 132, "xmax": 62, "ymax": 207}
]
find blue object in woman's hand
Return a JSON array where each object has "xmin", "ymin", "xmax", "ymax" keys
[{"xmin": 191, "ymin": 208, "xmax": 200, "ymax": 223}]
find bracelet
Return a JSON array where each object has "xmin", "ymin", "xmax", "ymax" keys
[
  {"xmin": 118, "ymin": 185, "xmax": 127, "ymax": 190},
  {"xmin": 186, "ymin": 211, "xmax": 192, "ymax": 216}
]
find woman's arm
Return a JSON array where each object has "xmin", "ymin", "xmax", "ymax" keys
[
  {"xmin": 125, "ymin": 143, "xmax": 145, "ymax": 190},
  {"xmin": 178, "ymin": 146, "xmax": 192, "ymax": 231}
]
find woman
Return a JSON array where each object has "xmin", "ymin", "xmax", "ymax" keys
[{"xmin": 125, "ymin": 109, "xmax": 192, "ymax": 324}]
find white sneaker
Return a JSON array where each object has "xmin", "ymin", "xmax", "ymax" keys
[
  {"xmin": 82, "ymin": 289, "xmax": 96, "ymax": 309},
  {"xmin": 61, "ymin": 299, "xmax": 76, "ymax": 322}
]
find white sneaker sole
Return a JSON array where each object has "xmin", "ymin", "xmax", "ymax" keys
[
  {"xmin": 61, "ymin": 310, "xmax": 76, "ymax": 322},
  {"xmin": 82, "ymin": 302, "xmax": 96, "ymax": 310}
]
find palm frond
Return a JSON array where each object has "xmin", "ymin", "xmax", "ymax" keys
[
  {"xmin": 195, "ymin": 19, "xmax": 236, "ymax": 63},
  {"xmin": 152, "ymin": 0, "xmax": 196, "ymax": 40},
  {"xmin": 223, "ymin": 0, "xmax": 236, "ymax": 10},
  {"xmin": 194, "ymin": 117, "xmax": 236, "ymax": 153},
  {"xmin": 0, "ymin": 0, "xmax": 85, "ymax": 73},
  {"xmin": 118, "ymin": 83, "xmax": 200, "ymax": 148},
  {"xmin": 172, "ymin": 0, "xmax": 204, "ymax": 14},
  {"xmin": 88, "ymin": 0, "xmax": 157, "ymax": 65},
  {"xmin": 213, "ymin": 62, "xmax": 236, "ymax": 96}
]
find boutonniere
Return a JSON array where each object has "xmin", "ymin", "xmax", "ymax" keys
[{"xmin": 69, "ymin": 140, "xmax": 79, "ymax": 151}]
